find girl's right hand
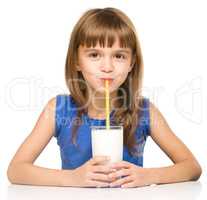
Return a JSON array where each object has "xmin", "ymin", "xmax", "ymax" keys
[{"xmin": 69, "ymin": 156, "xmax": 116, "ymax": 188}]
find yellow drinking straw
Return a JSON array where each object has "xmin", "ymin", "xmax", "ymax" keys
[{"xmin": 105, "ymin": 80, "xmax": 110, "ymax": 129}]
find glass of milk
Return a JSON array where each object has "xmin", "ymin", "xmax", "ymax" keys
[{"xmin": 91, "ymin": 125, "xmax": 123, "ymax": 164}]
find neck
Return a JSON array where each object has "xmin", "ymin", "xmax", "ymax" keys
[{"xmin": 87, "ymin": 90, "xmax": 118, "ymax": 119}]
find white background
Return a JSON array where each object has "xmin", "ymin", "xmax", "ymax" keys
[{"xmin": 0, "ymin": 0, "xmax": 207, "ymax": 199}]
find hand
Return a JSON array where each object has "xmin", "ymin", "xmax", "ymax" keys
[
  {"xmin": 108, "ymin": 161, "xmax": 151, "ymax": 188},
  {"xmin": 71, "ymin": 156, "xmax": 117, "ymax": 188}
]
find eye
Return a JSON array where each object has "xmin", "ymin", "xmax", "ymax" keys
[
  {"xmin": 88, "ymin": 52, "xmax": 100, "ymax": 58},
  {"xmin": 114, "ymin": 54, "xmax": 126, "ymax": 60}
]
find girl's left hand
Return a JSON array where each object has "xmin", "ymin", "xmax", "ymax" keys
[{"xmin": 108, "ymin": 161, "xmax": 152, "ymax": 188}]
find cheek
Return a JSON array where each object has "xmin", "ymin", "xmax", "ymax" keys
[
  {"xmin": 116, "ymin": 66, "xmax": 130, "ymax": 80},
  {"xmin": 79, "ymin": 60, "xmax": 99, "ymax": 74},
  {"xmin": 78, "ymin": 65, "xmax": 97, "ymax": 85}
]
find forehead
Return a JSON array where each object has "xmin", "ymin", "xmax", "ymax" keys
[{"xmin": 79, "ymin": 38, "xmax": 132, "ymax": 53}]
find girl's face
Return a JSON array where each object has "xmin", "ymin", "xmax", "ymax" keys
[{"xmin": 77, "ymin": 39, "xmax": 133, "ymax": 94}]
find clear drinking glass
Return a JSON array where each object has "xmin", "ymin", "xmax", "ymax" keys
[{"xmin": 91, "ymin": 125, "xmax": 123, "ymax": 164}]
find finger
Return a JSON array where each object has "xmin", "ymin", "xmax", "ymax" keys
[
  {"xmin": 90, "ymin": 172, "xmax": 111, "ymax": 182},
  {"xmin": 110, "ymin": 175, "xmax": 133, "ymax": 187},
  {"xmin": 90, "ymin": 156, "xmax": 110, "ymax": 165},
  {"xmin": 108, "ymin": 169, "xmax": 131, "ymax": 179},
  {"xmin": 111, "ymin": 161, "xmax": 132, "ymax": 169},
  {"xmin": 121, "ymin": 182, "xmax": 135, "ymax": 188},
  {"xmin": 86, "ymin": 180, "xmax": 109, "ymax": 188},
  {"xmin": 92, "ymin": 165, "xmax": 117, "ymax": 174}
]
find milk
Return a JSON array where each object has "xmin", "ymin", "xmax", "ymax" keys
[{"xmin": 91, "ymin": 126, "xmax": 123, "ymax": 164}]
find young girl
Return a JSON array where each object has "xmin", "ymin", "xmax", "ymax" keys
[{"xmin": 7, "ymin": 7, "xmax": 201, "ymax": 188}]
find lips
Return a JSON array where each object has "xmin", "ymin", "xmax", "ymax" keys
[
  {"xmin": 100, "ymin": 78, "xmax": 114, "ymax": 81},
  {"xmin": 100, "ymin": 78, "xmax": 114, "ymax": 84}
]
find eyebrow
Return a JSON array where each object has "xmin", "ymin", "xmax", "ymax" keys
[{"xmin": 83, "ymin": 48, "xmax": 131, "ymax": 54}]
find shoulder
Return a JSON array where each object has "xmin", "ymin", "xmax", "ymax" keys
[
  {"xmin": 137, "ymin": 96, "xmax": 162, "ymax": 120},
  {"xmin": 46, "ymin": 96, "xmax": 56, "ymax": 109},
  {"xmin": 137, "ymin": 97, "xmax": 168, "ymax": 137},
  {"xmin": 41, "ymin": 97, "xmax": 57, "ymax": 122},
  {"xmin": 43, "ymin": 94, "xmax": 70, "ymax": 117},
  {"xmin": 147, "ymin": 99, "xmax": 172, "ymax": 140},
  {"xmin": 148, "ymin": 100, "xmax": 165, "ymax": 126}
]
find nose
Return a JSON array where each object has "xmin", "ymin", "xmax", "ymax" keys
[{"xmin": 100, "ymin": 56, "xmax": 114, "ymax": 73}]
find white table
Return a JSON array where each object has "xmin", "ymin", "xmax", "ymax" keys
[{"xmin": 3, "ymin": 181, "xmax": 206, "ymax": 200}]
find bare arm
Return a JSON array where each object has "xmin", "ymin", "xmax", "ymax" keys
[
  {"xmin": 147, "ymin": 102, "xmax": 202, "ymax": 184},
  {"xmin": 7, "ymin": 97, "xmax": 73, "ymax": 186}
]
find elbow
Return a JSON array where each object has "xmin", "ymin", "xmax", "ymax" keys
[
  {"xmin": 192, "ymin": 166, "xmax": 202, "ymax": 181},
  {"xmin": 7, "ymin": 164, "xmax": 19, "ymax": 184},
  {"xmin": 190, "ymin": 160, "xmax": 202, "ymax": 181},
  {"xmin": 7, "ymin": 165, "xmax": 14, "ymax": 183}
]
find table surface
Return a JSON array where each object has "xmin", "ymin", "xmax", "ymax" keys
[{"xmin": 1, "ymin": 181, "xmax": 206, "ymax": 200}]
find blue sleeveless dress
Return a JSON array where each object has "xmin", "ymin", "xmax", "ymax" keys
[{"xmin": 54, "ymin": 94, "xmax": 150, "ymax": 169}]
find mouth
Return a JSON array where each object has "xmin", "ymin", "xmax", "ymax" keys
[{"xmin": 100, "ymin": 78, "xmax": 114, "ymax": 85}]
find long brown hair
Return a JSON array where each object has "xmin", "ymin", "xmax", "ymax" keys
[{"xmin": 65, "ymin": 7, "xmax": 144, "ymax": 156}]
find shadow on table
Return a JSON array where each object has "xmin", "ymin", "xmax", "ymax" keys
[{"xmin": 7, "ymin": 181, "xmax": 202, "ymax": 200}]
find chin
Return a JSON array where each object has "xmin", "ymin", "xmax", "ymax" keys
[{"xmin": 93, "ymin": 86, "xmax": 116, "ymax": 94}]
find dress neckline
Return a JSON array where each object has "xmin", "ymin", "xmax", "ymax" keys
[{"xmin": 86, "ymin": 110, "xmax": 115, "ymax": 121}]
